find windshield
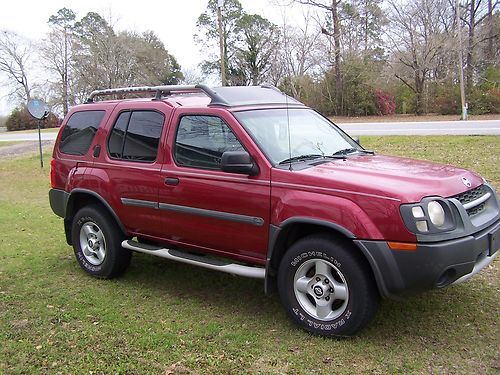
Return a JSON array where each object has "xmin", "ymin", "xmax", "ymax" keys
[{"xmin": 234, "ymin": 108, "xmax": 360, "ymax": 165}]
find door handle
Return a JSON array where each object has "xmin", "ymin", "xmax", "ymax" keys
[{"xmin": 164, "ymin": 177, "xmax": 179, "ymax": 186}]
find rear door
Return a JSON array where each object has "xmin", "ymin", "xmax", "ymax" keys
[
  {"xmin": 158, "ymin": 108, "xmax": 271, "ymax": 264},
  {"xmin": 90, "ymin": 101, "xmax": 172, "ymax": 239}
]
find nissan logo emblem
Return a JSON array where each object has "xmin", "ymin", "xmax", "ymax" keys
[{"xmin": 462, "ymin": 177, "xmax": 472, "ymax": 188}]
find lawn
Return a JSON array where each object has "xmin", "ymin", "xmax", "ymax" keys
[
  {"xmin": 0, "ymin": 142, "xmax": 23, "ymax": 148},
  {"xmin": 0, "ymin": 136, "xmax": 498, "ymax": 374}
]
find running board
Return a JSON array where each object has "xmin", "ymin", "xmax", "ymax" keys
[{"xmin": 122, "ymin": 240, "xmax": 265, "ymax": 279}]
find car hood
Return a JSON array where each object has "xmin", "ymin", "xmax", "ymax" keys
[{"xmin": 295, "ymin": 154, "xmax": 483, "ymax": 203}]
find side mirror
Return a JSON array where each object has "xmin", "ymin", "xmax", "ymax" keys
[
  {"xmin": 221, "ymin": 151, "xmax": 258, "ymax": 175},
  {"xmin": 352, "ymin": 136, "xmax": 361, "ymax": 146}
]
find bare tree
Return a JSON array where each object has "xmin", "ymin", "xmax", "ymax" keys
[
  {"xmin": 41, "ymin": 8, "xmax": 76, "ymax": 116},
  {"xmin": 459, "ymin": 0, "xmax": 498, "ymax": 93},
  {"xmin": 0, "ymin": 30, "xmax": 35, "ymax": 102},
  {"xmin": 386, "ymin": 0, "xmax": 453, "ymax": 115},
  {"xmin": 295, "ymin": 0, "xmax": 343, "ymax": 107}
]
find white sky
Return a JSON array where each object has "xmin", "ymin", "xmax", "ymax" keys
[{"xmin": 0, "ymin": 0, "xmax": 310, "ymax": 115}]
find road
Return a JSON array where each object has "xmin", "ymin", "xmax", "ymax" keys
[
  {"xmin": 337, "ymin": 119, "xmax": 500, "ymax": 136},
  {"xmin": 0, "ymin": 119, "xmax": 499, "ymax": 141}
]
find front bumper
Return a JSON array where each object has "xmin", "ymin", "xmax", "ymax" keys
[{"xmin": 355, "ymin": 219, "xmax": 499, "ymax": 299}]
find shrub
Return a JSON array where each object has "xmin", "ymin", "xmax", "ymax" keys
[
  {"xmin": 6, "ymin": 107, "xmax": 59, "ymax": 131},
  {"xmin": 374, "ymin": 89, "xmax": 396, "ymax": 115},
  {"xmin": 468, "ymin": 88, "xmax": 500, "ymax": 115},
  {"xmin": 433, "ymin": 85, "xmax": 461, "ymax": 115},
  {"xmin": 394, "ymin": 85, "xmax": 415, "ymax": 114}
]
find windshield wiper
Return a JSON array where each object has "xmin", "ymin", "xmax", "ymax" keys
[
  {"xmin": 332, "ymin": 148, "xmax": 375, "ymax": 156},
  {"xmin": 279, "ymin": 154, "xmax": 346, "ymax": 165}
]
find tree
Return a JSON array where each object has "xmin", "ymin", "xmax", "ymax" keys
[
  {"xmin": 71, "ymin": 13, "xmax": 183, "ymax": 100},
  {"xmin": 41, "ymin": 8, "xmax": 76, "ymax": 115},
  {"xmin": 233, "ymin": 14, "xmax": 279, "ymax": 85},
  {"xmin": 386, "ymin": 0, "xmax": 453, "ymax": 115},
  {"xmin": 195, "ymin": 0, "xmax": 244, "ymax": 84},
  {"xmin": 458, "ymin": 0, "xmax": 498, "ymax": 94},
  {"xmin": 0, "ymin": 30, "xmax": 35, "ymax": 102},
  {"xmin": 295, "ymin": 0, "xmax": 343, "ymax": 110}
]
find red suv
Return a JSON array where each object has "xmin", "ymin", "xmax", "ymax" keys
[{"xmin": 49, "ymin": 85, "xmax": 499, "ymax": 336}]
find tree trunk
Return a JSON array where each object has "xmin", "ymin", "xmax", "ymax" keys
[
  {"xmin": 414, "ymin": 71, "xmax": 424, "ymax": 116},
  {"xmin": 63, "ymin": 28, "xmax": 69, "ymax": 116},
  {"xmin": 332, "ymin": 0, "xmax": 342, "ymax": 115},
  {"xmin": 465, "ymin": 0, "xmax": 475, "ymax": 95},
  {"xmin": 487, "ymin": 0, "xmax": 494, "ymax": 61}
]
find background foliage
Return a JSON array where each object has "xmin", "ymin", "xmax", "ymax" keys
[{"xmin": 0, "ymin": 0, "xmax": 498, "ymax": 123}]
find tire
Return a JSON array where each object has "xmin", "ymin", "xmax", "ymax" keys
[
  {"xmin": 71, "ymin": 204, "xmax": 132, "ymax": 279},
  {"xmin": 277, "ymin": 234, "xmax": 379, "ymax": 337}
]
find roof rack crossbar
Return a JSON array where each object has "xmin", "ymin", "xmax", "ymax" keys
[{"xmin": 86, "ymin": 85, "xmax": 222, "ymax": 103}]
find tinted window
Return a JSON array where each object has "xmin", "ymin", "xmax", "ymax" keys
[
  {"xmin": 108, "ymin": 112, "xmax": 130, "ymax": 158},
  {"xmin": 59, "ymin": 111, "xmax": 105, "ymax": 155},
  {"xmin": 175, "ymin": 115, "xmax": 244, "ymax": 170},
  {"xmin": 107, "ymin": 111, "xmax": 164, "ymax": 162}
]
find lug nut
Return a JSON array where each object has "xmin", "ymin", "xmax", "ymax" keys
[
  {"xmin": 325, "ymin": 296, "xmax": 330, "ymax": 301},
  {"xmin": 324, "ymin": 279, "xmax": 329, "ymax": 284},
  {"xmin": 316, "ymin": 277, "xmax": 321, "ymax": 282},
  {"xmin": 329, "ymin": 288, "xmax": 334, "ymax": 293}
]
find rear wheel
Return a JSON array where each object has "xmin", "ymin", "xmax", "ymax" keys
[
  {"xmin": 71, "ymin": 205, "xmax": 131, "ymax": 278},
  {"xmin": 277, "ymin": 234, "xmax": 379, "ymax": 336}
]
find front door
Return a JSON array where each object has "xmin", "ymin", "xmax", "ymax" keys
[{"xmin": 158, "ymin": 109, "xmax": 271, "ymax": 264}]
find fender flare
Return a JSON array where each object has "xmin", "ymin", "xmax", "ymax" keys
[
  {"xmin": 265, "ymin": 217, "xmax": 356, "ymax": 295},
  {"xmin": 66, "ymin": 188, "xmax": 127, "ymax": 235}
]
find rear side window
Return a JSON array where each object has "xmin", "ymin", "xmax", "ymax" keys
[
  {"xmin": 174, "ymin": 115, "xmax": 244, "ymax": 170},
  {"xmin": 107, "ymin": 111, "xmax": 165, "ymax": 162},
  {"xmin": 59, "ymin": 110, "xmax": 105, "ymax": 155}
]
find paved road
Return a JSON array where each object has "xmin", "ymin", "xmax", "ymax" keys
[
  {"xmin": 0, "ymin": 120, "xmax": 499, "ymax": 141},
  {"xmin": 337, "ymin": 119, "xmax": 500, "ymax": 136}
]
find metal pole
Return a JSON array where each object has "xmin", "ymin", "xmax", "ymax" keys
[
  {"xmin": 217, "ymin": 0, "xmax": 226, "ymax": 86},
  {"xmin": 456, "ymin": 0, "xmax": 468, "ymax": 120},
  {"xmin": 38, "ymin": 120, "xmax": 43, "ymax": 168}
]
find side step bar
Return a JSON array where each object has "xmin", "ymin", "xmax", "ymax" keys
[{"xmin": 122, "ymin": 240, "xmax": 266, "ymax": 279}]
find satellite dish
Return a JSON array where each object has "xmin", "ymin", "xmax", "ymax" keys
[{"xmin": 27, "ymin": 99, "xmax": 49, "ymax": 120}]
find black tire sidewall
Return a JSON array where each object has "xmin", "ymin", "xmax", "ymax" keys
[
  {"xmin": 278, "ymin": 236, "xmax": 373, "ymax": 336},
  {"xmin": 71, "ymin": 206, "xmax": 124, "ymax": 278}
]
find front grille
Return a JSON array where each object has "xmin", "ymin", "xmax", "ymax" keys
[
  {"xmin": 452, "ymin": 185, "xmax": 488, "ymax": 216},
  {"xmin": 453, "ymin": 185, "xmax": 487, "ymax": 205},
  {"xmin": 467, "ymin": 203, "xmax": 485, "ymax": 216}
]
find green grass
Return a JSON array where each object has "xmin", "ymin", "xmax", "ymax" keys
[
  {"xmin": 1, "ymin": 136, "xmax": 499, "ymax": 374},
  {"xmin": 0, "ymin": 141, "xmax": 24, "ymax": 148},
  {"xmin": 5, "ymin": 128, "xmax": 59, "ymax": 134}
]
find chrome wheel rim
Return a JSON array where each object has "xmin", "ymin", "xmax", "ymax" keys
[
  {"xmin": 293, "ymin": 258, "xmax": 349, "ymax": 321},
  {"xmin": 79, "ymin": 221, "xmax": 106, "ymax": 266}
]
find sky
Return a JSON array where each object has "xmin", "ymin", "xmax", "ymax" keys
[{"xmin": 0, "ymin": 0, "xmax": 310, "ymax": 115}]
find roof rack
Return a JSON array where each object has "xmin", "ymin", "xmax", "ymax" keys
[{"xmin": 86, "ymin": 84, "xmax": 229, "ymax": 105}]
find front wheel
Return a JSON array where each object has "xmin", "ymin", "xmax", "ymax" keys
[
  {"xmin": 71, "ymin": 205, "xmax": 131, "ymax": 278},
  {"xmin": 277, "ymin": 235, "xmax": 379, "ymax": 337}
]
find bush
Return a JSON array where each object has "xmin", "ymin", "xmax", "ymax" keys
[
  {"xmin": 6, "ymin": 107, "xmax": 59, "ymax": 131},
  {"xmin": 394, "ymin": 85, "xmax": 415, "ymax": 114},
  {"xmin": 468, "ymin": 88, "xmax": 500, "ymax": 115},
  {"xmin": 434, "ymin": 85, "xmax": 461, "ymax": 115},
  {"xmin": 374, "ymin": 89, "xmax": 396, "ymax": 115}
]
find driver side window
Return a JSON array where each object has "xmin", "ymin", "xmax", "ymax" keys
[{"xmin": 174, "ymin": 115, "xmax": 244, "ymax": 170}]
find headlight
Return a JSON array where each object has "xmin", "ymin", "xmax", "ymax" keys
[
  {"xmin": 428, "ymin": 201, "xmax": 445, "ymax": 227},
  {"xmin": 400, "ymin": 198, "xmax": 456, "ymax": 235}
]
